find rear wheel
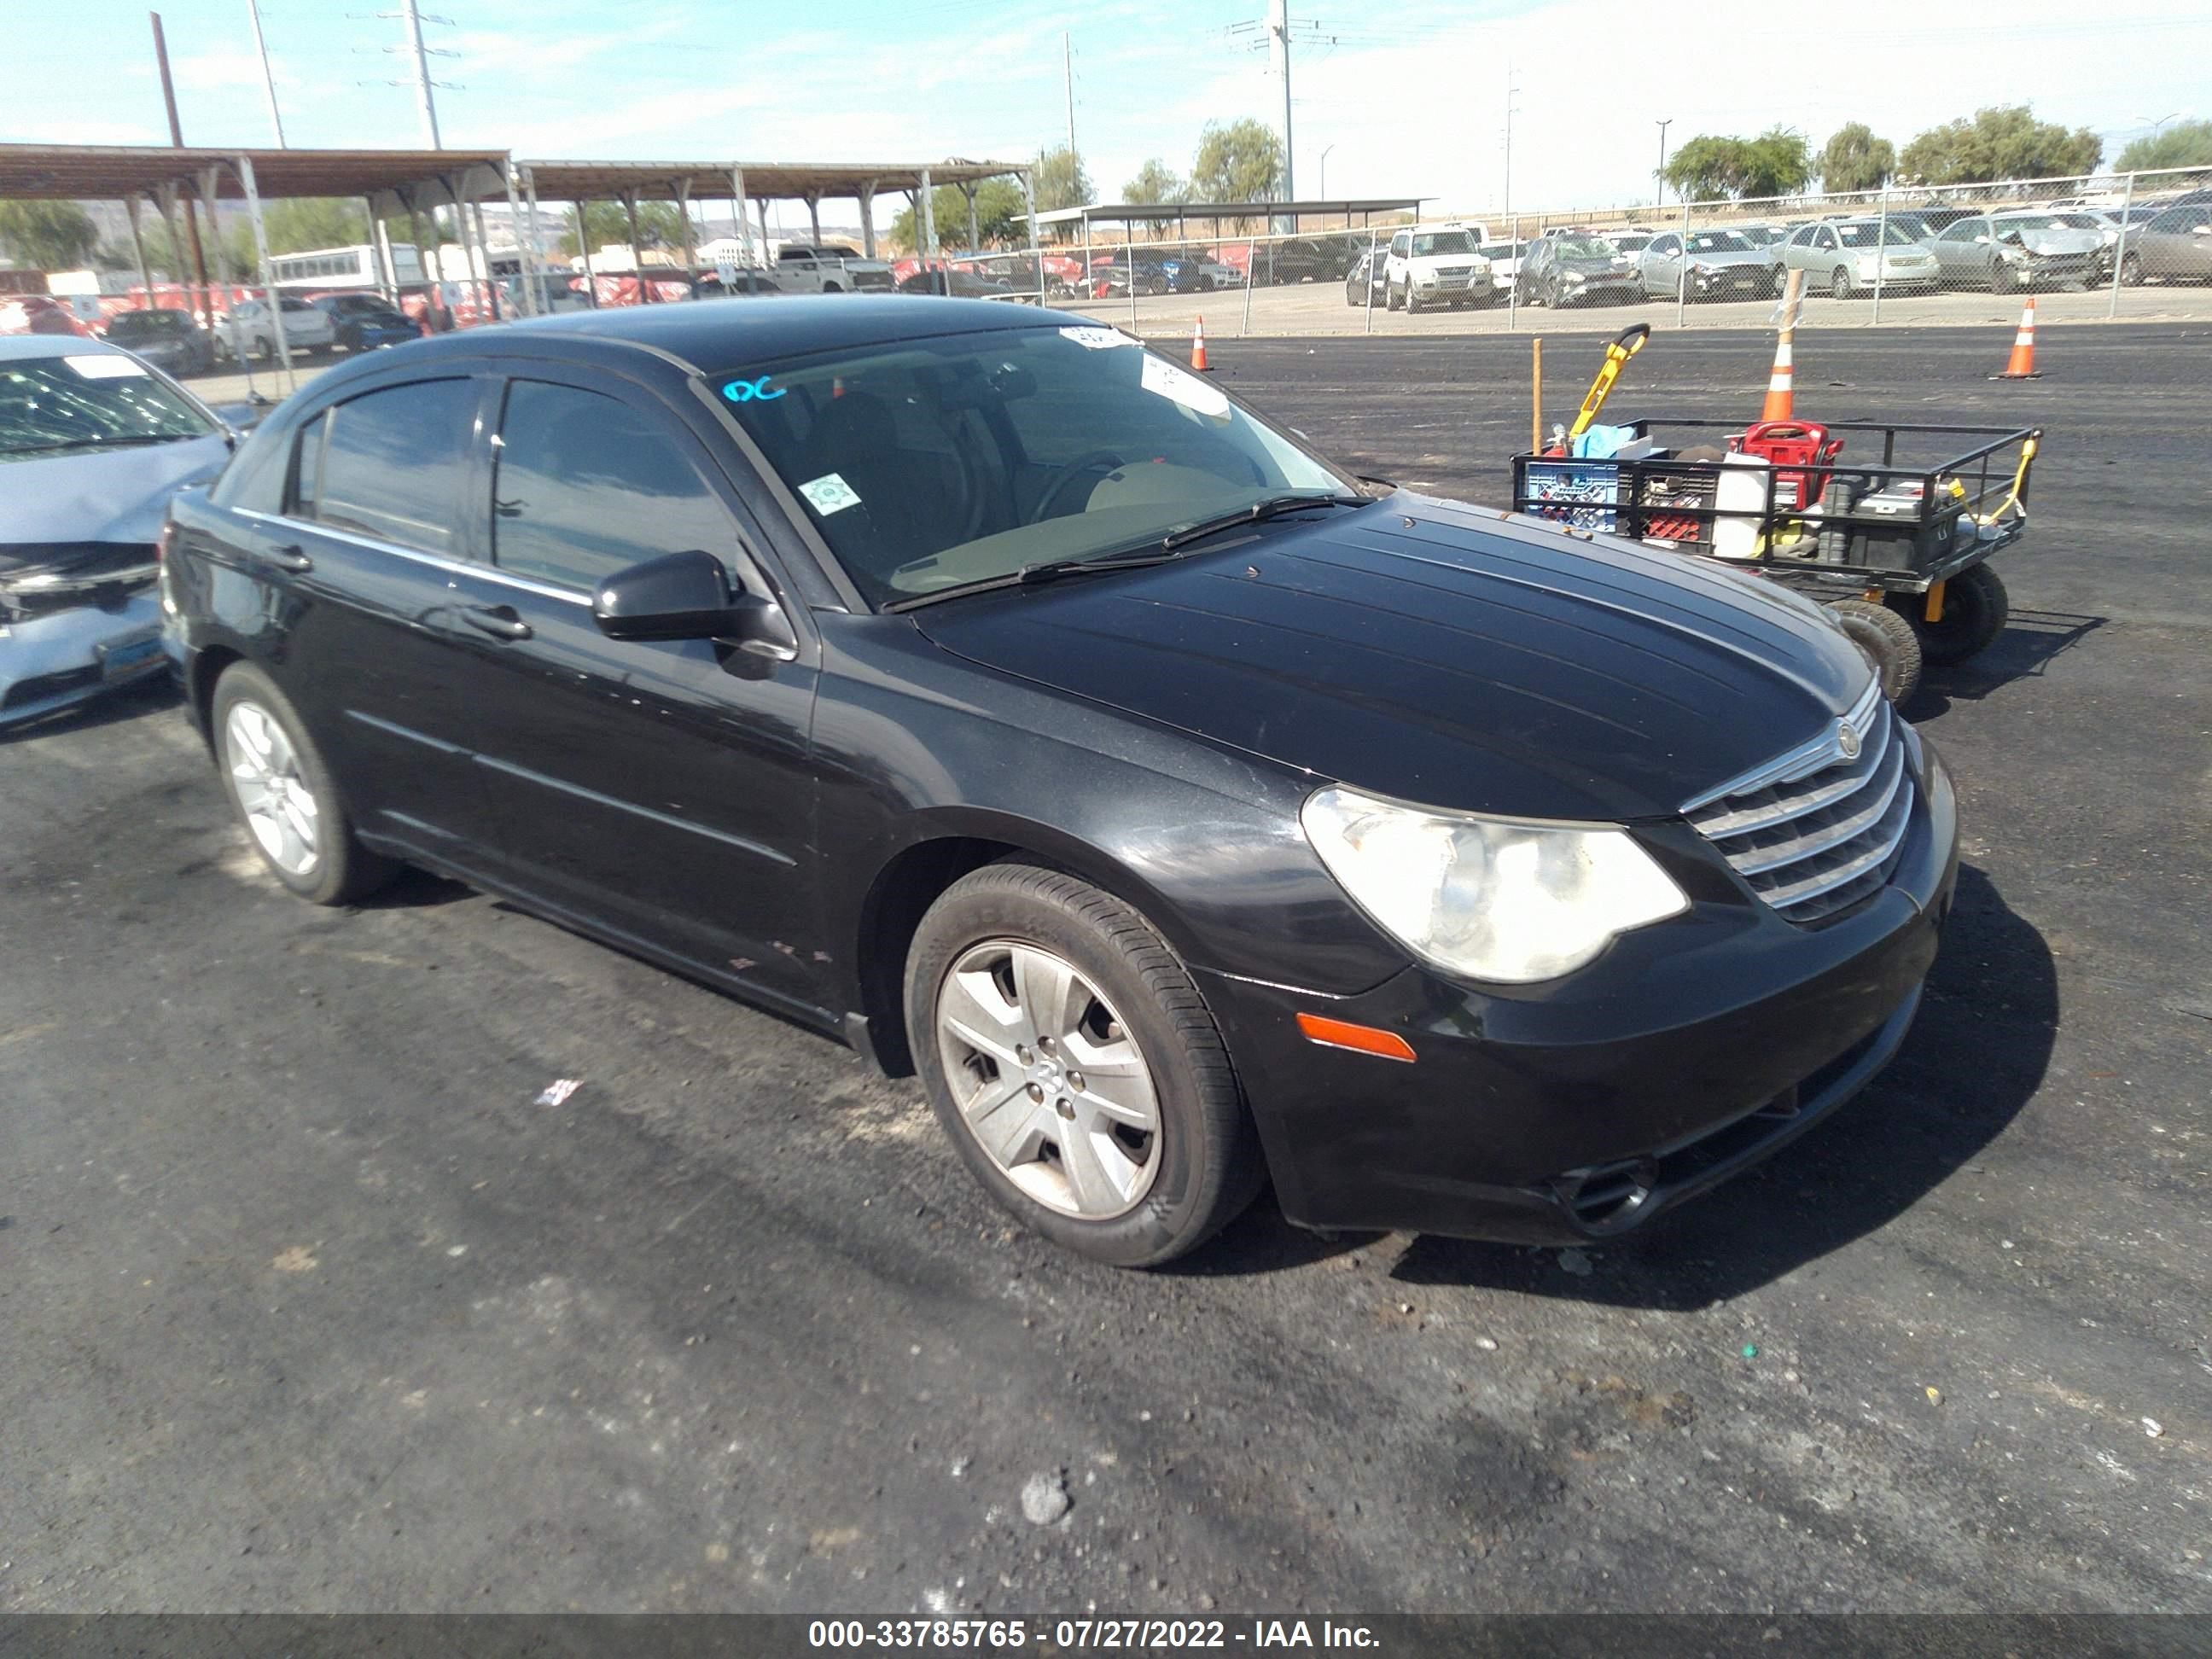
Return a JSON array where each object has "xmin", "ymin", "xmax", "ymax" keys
[
  {"xmin": 212, "ymin": 662, "xmax": 394, "ymax": 905},
  {"xmin": 906, "ymin": 864, "xmax": 1261, "ymax": 1267},
  {"xmin": 1894, "ymin": 563, "xmax": 2009, "ymax": 666},
  {"xmin": 1825, "ymin": 597, "xmax": 1923, "ymax": 705}
]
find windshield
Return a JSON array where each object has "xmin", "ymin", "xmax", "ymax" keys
[
  {"xmin": 1686, "ymin": 230, "xmax": 1754, "ymax": 253},
  {"xmin": 713, "ymin": 324, "xmax": 1348, "ymax": 607},
  {"xmin": 1834, "ymin": 222, "xmax": 1921, "ymax": 247},
  {"xmin": 1552, "ymin": 238, "xmax": 1614, "ymax": 259},
  {"xmin": 1410, "ymin": 231, "xmax": 1474, "ymax": 257},
  {"xmin": 0, "ymin": 354, "xmax": 213, "ymax": 460},
  {"xmin": 1998, "ymin": 213, "xmax": 2098, "ymax": 231},
  {"xmin": 1477, "ymin": 242, "xmax": 1523, "ymax": 259},
  {"xmin": 1608, "ymin": 234, "xmax": 1652, "ymax": 253}
]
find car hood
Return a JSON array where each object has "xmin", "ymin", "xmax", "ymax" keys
[
  {"xmin": 911, "ymin": 497, "xmax": 1870, "ymax": 822},
  {"xmin": 2005, "ymin": 228, "xmax": 2102, "ymax": 255},
  {"xmin": 0, "ymin": 431, "xmax": 231, "ymax": 548},
  {"xmin": 1558, "ymin": 255, "xmax": 1636, "ymax": 276},
  {"xmin": 1685, "ymin": 248, "xmax": 1770, "ymax": 268}
]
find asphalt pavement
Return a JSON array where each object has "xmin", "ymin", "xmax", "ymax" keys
[{"xmin": 3, "ymin": 323, "xmax": 2207, "ymax": 1615}]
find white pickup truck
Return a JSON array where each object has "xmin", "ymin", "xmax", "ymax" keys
[{"xmin": 766, "ymin": 243, "xmax": 895, "ymax": 294}]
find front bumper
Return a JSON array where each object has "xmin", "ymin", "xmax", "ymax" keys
[
  {"xmin": 1690, "ymin": 266, "xmax": 1770, "ymax": 297},
  {"xmin": 0, "ymin": 590, "xmax": 166, "ymax": 731},
  {"xmin": 1199, "ymin": 736, "xmax": 1959, "ymax": 1244}
]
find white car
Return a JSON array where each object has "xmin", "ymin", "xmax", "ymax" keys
[
  {"xmin": 1382, "ymin": 224, "xmax": 1496, "ymax": 313},
  {"xmin": 1476, "ymin": 237, "xmax": 1531, "ymax": 288},
  {"xmin": 221, "ymin": 294, "xmax": 335, "ymax": 363},
  {"xmin": 1196, "ymin": 259, "xmax": 1246, "ymax": 288}
]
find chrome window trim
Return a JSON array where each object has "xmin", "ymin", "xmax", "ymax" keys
[{"xmin": 234, "ymin": 506, "xmax": 591, "ymax": 608}]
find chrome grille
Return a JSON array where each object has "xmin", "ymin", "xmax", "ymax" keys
[{"xmin": 1685, "ymin": 681, "xmax": 1915, "ymax": 924}]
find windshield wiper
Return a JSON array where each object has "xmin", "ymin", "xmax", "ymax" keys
[{"xmin": 1159, "ymin": 492, "xmax": 1366, "ymax": 551}]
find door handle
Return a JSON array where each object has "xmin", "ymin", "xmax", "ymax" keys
[
  {"xmin": 259, "ymin": 544, "xmax": 313, "ymax": 574},
  {"xmin": 459, "ymin": 604, "xmax": 533, "ymax": 642}
]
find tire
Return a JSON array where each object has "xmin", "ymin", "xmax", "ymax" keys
[
  {"xmin": 2120, "ymin": 252, "xmax": 2143, "ymax": 288},
  {"xmin": 1385, "ymin": 282, "xmax": 1402, "ymax": 312},
  {"xmin": 253, "ymin": 334, "xmax": 274, "ymax": 364},
  {"xmin": 905, "ymin": 863, "xmax": 1262, "ymax": 1267},
  {"xmin": 1404, "ymin": 286, "xmax": 1423, "ymax": 314},
  {"xmin": 1992, "ymin": 260, "xmax": 2017, "ymax": 295},
  {"xmin": 1894, "ymin": 563, "xmax": 2009, "ymax": 667},
  {"xmin": 212, "ymin": 662, "xmax": 394, "ymax": 905},
  {"xmin": 1825, "ymin": 598, "xmax": 1923, "ymax": 705},
  {"xmin": 1831, "ymin": 265, "xmax": 1854, "ymax": 300}
]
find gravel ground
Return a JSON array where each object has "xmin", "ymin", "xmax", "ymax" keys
[{"xmin": 2, "ymin": 323, "xmax": 2206, "ymax": 1616}]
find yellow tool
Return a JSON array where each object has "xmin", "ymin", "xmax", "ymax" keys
[{"xmin": 1563, "ymin": 324, "xmax": 1650, "ymax": 445}]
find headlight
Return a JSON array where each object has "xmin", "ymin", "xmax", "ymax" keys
[
  {"xmin": 1564, "ymin": 270, "xmax": 1586, "ymax": 284},
  {"xmin": 1301, "ymin": 786, "xmax": 1689, "ymax": 983}
]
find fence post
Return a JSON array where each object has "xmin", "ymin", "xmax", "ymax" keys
[
  {"xmin": 1125, "ymin": 230, "xmax": 1138, "ymax": 335},
  {"xmin": 1675, "ymin": 194, "xmax": 1691, "ymax": 328},
  {"xmin": 1507, "ymin": 213, "xmax": 1519, "ymax": 330},
  {"xmin": 1872, "ymin": 185, "xmax": 1889, "ymax": 325},
  {"xmin": 1241, "ymin": 230, "xmax": 1255, "ymax": 336},
  {"xmin": 1364, "ymin": 227, "xmax": 1377, "ymax": 335},
  {"xmin": 2108, "ymin": 171, "xmax": 2135, "ymax": 320}
]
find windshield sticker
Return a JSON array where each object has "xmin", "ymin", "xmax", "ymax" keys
[
  {"xmin": 1139, "ymin": 353, "xmax": 1231, "ymax": 419},
  {"xmin": 61, "ymin": 355, "xmax": 150, "ymax": 380},
  {"xmin": 1058, "ymin": 326, "xmax": 1134, "ymax": 349},
  {"xmin": 799, "ymin": 472, "xmax": 863, "ymax": 516},
  {"xmin": 722, "ymin": 375, "xmax": 785, "ymax": 402}
]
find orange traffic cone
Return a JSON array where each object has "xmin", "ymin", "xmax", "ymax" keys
[
  {"xmin": 1994, "ymin": 298, "xmax": 2040, "ymax": 380},
  {"xmin": 1190, "ymin": 315, "xmax": 1210, "ymax": 372},
  {"xmin": 1761, "ymin": 267, "xmax": 1803, "ymax": 421}
]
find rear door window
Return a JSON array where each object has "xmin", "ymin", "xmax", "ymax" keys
[
  {"xmin": 309, "ymin": 378, "xmax": 479, "ymax": 554},
  {"xmin": 489, "ymin": 380, "xmax": 735, "ymax": 591}
]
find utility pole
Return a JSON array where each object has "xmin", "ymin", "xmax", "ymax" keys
[
  {"xmin": 1319, "ymin": 143, "xmax": 1336, "ymax": 200},
  {"xmin": 1269, "ymin": 0, "xmax": 1294, "ymax": 205},
  {"xmin": 149, "ymin": 13, "xmax": 213, "ymax": 317},
  {"xmin": 1655, "ymin": 118, "xmax": 1672, "ymax": 203},
  {"xmin": 1062, "ymin": 32, "xmax": 1076, "ymax": 159},
  {"xmin": 1502, "ymin": 65, "xmax": 1519, "ymax": 217},
  {"xmin": 403, "ymin": 0, "xmax": 442, "ymax": 148},
  {"xmin": 246, "ymin": 0, "xmax": 286, "ymax": 145}
]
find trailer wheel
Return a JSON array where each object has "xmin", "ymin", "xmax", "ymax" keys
[
  {"xmin": 1894, "ymin": 564, "xmax": 2009, "ymax": 666},
  {"xmin": 1826, "ymin": 598, "xmax": 1923, "ymax": 705}
]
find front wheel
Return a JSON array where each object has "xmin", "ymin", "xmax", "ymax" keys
[
  {"xmin": 212, "ymin": 662, "xmax": 394, "ymax": 905},
  {"xmin": 1825, "ymin": 597, "xmax": 1924, "ymax": 705},
  {"xmin": 1895, "ymin": 563, "xmax": 2009, "ymax": 666},
  {"xmin": 1993, "ymin": 260, "xmax": 2018, "ymax": 295},
  {"xmin": 1831, "ymin": 265, "xmax": 1854, "ymax": 300},
  {"xmin": 906, "ymin": 864, "xmax": 1262, "ymax": 1267},
  {"xmin": 2119, "ymin": 252, "xmax": 2144, "ymax": 288},
  {"xmin": 1404, "ymin": 286, "xmax": 1423, "ymax": 314}
]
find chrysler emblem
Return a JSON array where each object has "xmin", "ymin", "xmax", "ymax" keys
[{"xmin": 1837, "ymin": 720, "xmax": 1861, "ymax": 760}]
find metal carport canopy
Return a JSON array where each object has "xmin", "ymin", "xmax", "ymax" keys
[
  {"xmin": 1034, "ymin": 197, "xmax": 1429, "ymax": 230},
  {"xmin": 0, "ymin": 142, "xmax": 509, "ymax": 212},
  {"xmin": 515, "ymin": 158, "xmax": 1029, "ymax": 201}
]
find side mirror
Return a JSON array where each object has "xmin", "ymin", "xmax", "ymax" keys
[{"xmin": 592, "ymin": 549, "xmax": 790, "ymax": 653}]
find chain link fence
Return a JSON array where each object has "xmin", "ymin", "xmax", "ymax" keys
[{"xmin": 1024, "ymin": 166, "xmax": 2212, "ymax": 341}]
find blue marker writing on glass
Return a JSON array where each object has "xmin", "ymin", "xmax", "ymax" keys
[{"xmin": 722, "ymin": 376, "xmax": 786, "ymax": 403}]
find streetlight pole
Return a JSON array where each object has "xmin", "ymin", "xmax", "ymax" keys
[
  {"xmin": 1319, "ymin": 143, "xmax": 1336, "ymax": 201},
  {"xmin": 1656, "ymin": 118, "xmax": 1672, "ymax": 203},
  {"xmin": 2136, "ymin": 112, "xmax": 2180, "ymax": 139}
]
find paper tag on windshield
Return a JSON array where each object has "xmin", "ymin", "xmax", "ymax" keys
[
  {"xmin": 1140, "ymin": 353, "xmax": 1231, "ymax": 419},
  {"xmin": 1059, "ymin": 326, "xmax": 1133, "ymax": 349},
  {"xmin": 62, "ymin": 355, "xmax": 149, "ymax": 380},
  {"xmin": 798, "ymin": 472, "xmax": 863, "ymax": 516}
]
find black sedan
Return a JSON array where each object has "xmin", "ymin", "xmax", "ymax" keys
[
  {"xmin": 309, "ymin": 291, "xmax": 422, "ymax": 352},
  {"xmin": 161, "ymin": 298, "xmax": 1957, "ymax": 1266}
]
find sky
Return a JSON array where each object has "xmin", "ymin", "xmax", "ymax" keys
[{"xmin": 6, "ymin": 0, "xmax": 2209, "ymax": 220}]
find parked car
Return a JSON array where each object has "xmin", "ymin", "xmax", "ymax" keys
[
  {"xmin": 899, "ymin": 266, "xmax": 1012, "ymax": 298},
  {"xmin": 1732, "ymin": 223, "xmax": 1790, "ymax": 249},
  {"xmin": 1383, "ymin": 225, "xmax": 1496, "ymax": 311},
  {"xmin": 1635, "ymin": 229, "xmax": 1774, "ymax": 301},
  {"xmin": 1252, "ymin": 236, "xmax": 1364, "ymax": 285},
  {"xmin": 769, "ymin": 243, "xmax": 896, "ymax": 294},
  {"xmin": 1476, "ymin": 237, "xmax": 1530, "ymax": 290},
  {"xmin": 1343, "ymin": 246, "xmax": 1388, "ymax": 306},
  {"xmin": 101, "ymin": 307, "xmax": 218, "ymax": 375},
  {"xmin": 165, "ymin": 296, "xmax": 1957, "ymax": 1266},
  {"xmin": 1194, "ymin": 257, "xmax": 1246, "ymax": 288},
  {"xmin": 1088, "ymin": 259, "xmax": 1168, "ymax": 299},
  {"xmin": 1770, "ymin": 219, "xmax": 1941, "ymax": 298},
  {"xmin": 696, "ymin": 269, "xmax": 787, "ymax": 300},
  {"xmin": 1517, "ymin": 236, "xmax": 1641, "ymax": 307},
  {"xmin": 1151, "ymin": 257, "xmax": 1214, "ymax": 294},
  {"xmin": 222, "ymin": 294, "xmax": 336, "ymax": 362},
  {"xmin": 2123, "ymin": 198, "xmax": 2212, "ymax": 285},
  {"xmin": 1, "ymin": 334, "xmax": 248, "ymax": 728},
  {"xmin": 1604, "ymin": 231, "xmax": 1656, "ymax": 262},
  {"xmin": 309, "ymin": 292, "xmax": 422, "ymax": 352},
  {"xmin": 0, "ymin": 294, "xmax": 95, "ymax": 338},
  {"xmin": 1927, "ymin": 211, "xmax": 2104, "ymax": 292}
]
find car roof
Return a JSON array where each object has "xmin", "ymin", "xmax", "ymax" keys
[
  {"xmin": 314, "ymin": 294, "xmax": 1065, "ymax": 380},
  {"xmin": 0, "ymin": 333, "xmax": 127, "ymax": 362}
]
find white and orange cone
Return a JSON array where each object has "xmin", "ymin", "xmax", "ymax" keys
[
  {"xmin": 1994, "ymin": 298, "xmax": 2040, "ymax": 380},
  {"xmin": 1761, "ymin": 269, "xmax": 1803, "ymax": 422},
  {"xmin": 1190, "ymin": 315, "xmax": 1210, "ymax": 372}
]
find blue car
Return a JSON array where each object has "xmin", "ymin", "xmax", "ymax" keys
[
  {"xmin": 1, "ymin": 335, "xmax": 247, "ymax": 730},
  {"xmin": 310, "ymin": 291, "xmax": 422, "ymax": 353}
]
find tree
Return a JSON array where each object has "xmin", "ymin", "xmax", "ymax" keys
[
  {"xmin": 1899, "ymin": 105, "xmax": 2102, "ymax": 185},
  {"xmin": 889, "ymin": 179, "xmax": 1028, "ymax": 252},
  {"xmin": 0, "ymin": 200, "xmax": 100, "ymax": 270},
  {"xmin": 556, "ymin": 201, "xmax": 688, "ymax": 257},
  {"xmin": 1122, "ymin": 159, "xmax": 1185, "ymax": 206},
  {"xmin": 1660, "ymin": 128, "xmax": 1812, "ymax": 201},
  {"xmin": 1818, "ymin": 123, "xmax": 1897, "ymax": 195},
  {"xmin": 262, "ymin": 197, "xmax": 370, "ymax": 254},
  {"xmin": 1032, "ymin": 145, "xmax": 1091, "ymax": 212},
  {"xmin": 2116, "ymin": 119, "xmax": 2212, "ymax": 173},
  {"xmin": 1190, "ymin": 119, "xmax": 1284, "ymax": 202}
]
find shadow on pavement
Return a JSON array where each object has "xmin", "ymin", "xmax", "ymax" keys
[
  {"xmin": 0, "ymin": 674, "xmax": 181, "ymax": 744},
  {"xmin": 1906, "ymin": 608, "xmax": 2105, "ymax": 718}
]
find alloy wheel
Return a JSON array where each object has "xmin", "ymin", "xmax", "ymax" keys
[
  {"xmin": 223, "ymin": 700, "xmax": 320, "ymax": 876},
  {"xmin": 934, "ymin": 939, "xmax": 1161, "ymax": 1220}
]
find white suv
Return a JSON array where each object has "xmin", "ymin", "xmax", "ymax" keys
[{"xmin": 1384, "ymin": 223, "xmax": 1495, "ymax": 312}]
